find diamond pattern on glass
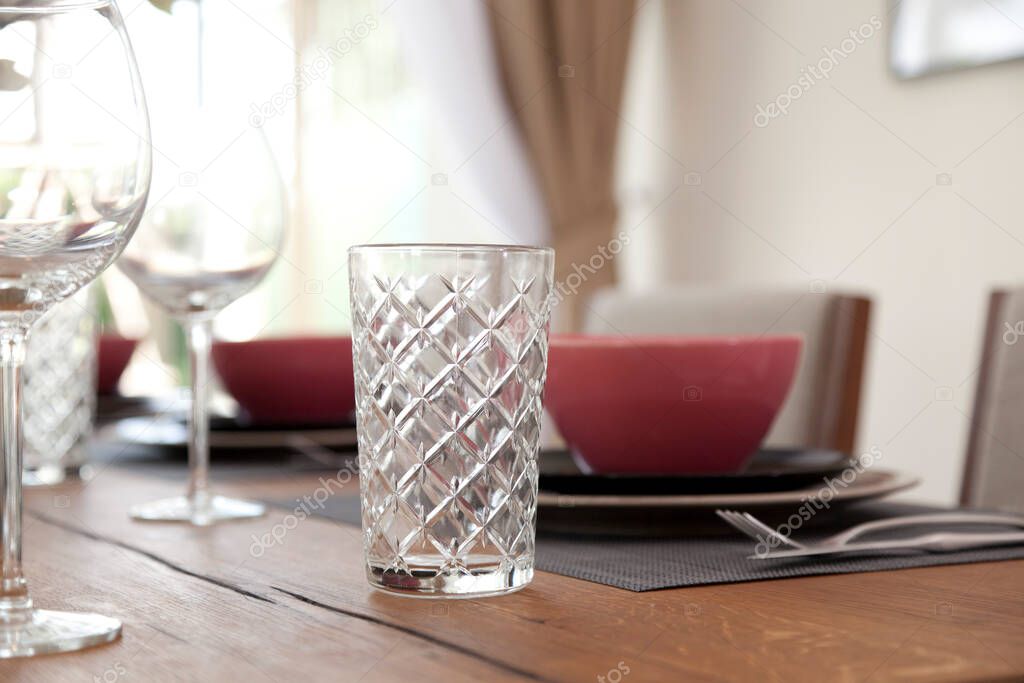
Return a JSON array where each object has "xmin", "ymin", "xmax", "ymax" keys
[
  {"xmin": 24, "ymin": 289, "xmax": 95, "ymax": 473},
  {"xmin": 351, "ymin": 248, "xmax": 552, "ymax": 594}
]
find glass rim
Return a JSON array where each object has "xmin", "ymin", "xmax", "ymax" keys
[
  {"xmin": 0, "ymin": 0, "xmax": 112, "ymax": 14},
  {"xmin": 349, "ymin": 243, "xmax": 553, "ymax": 256}
]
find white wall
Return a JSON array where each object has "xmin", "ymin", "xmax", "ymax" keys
[{"xmin": 616, "ymin": 0, "xmax": 1024, "ymax": 504}]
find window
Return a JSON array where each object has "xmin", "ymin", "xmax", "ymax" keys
[{"xmin": 107, "ymin": 0, "xmax": 502, "ymax": 389}]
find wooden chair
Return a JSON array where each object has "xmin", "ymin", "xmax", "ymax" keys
[
  {"xmin": 962, "ymin": 289, "xmax": 1024, "ymax": 513},
  {"xmin": 582, "ymin": 287, "xmax": 871, "ymax": 454}
]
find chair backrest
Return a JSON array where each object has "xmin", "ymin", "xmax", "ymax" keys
[
  {"xmin": 962, "ymin": 290, "xmax": 1024, "ymax": 513},
  {"xmin": 582, "ymin": 287, "xmax": 871, "ymax": 454}
]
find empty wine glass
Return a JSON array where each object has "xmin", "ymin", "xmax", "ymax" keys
[
  {"xmin": 0, "ymin": 0, "xmax": 150, "ymax": 656},
  {"xmin": 118, "ymin": 113, "xmax": 285, "ymax": 525}
]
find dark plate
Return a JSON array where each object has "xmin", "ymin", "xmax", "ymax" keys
[
  {"xmin": 97, "ymin": 414, "xmax": 357, "ymax": 452},
  {"xmin": 538, "ymin": 448, "xmax": 852, "ymax": 496},
  {"xmin": 207, "ymin": 415, "xmax": 357, "ymax": 432}
]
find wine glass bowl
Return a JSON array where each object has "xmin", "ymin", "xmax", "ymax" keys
[
  {"xmin": 0, "ymin": 5, "xmax": 149, "ymax": 325},
  {"xmin": 119, "ymin": 115, "xmax": 285, "ymax": 525},
  {"xmin": 119, "ymin": 120, "xmax": 284, "ymax": 319},
  {"xmin": 0, "ymin": 0, "xmax": 150, "ymax": 657}
]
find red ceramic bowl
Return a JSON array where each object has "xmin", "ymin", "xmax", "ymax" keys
[
  {"xmin": 212, "ymin": 336, "xmax": 355, "ymax": 426},
  {"xmin": 544, "ymin": 335, "xmax": 802, "ymax": 474},
  {"xmin": 97, "ymin": 335, "xmax": 138, "ymax": 395}
]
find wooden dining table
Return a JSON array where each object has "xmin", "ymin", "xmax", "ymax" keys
[{"xmin": 7, "ymin": 464, "xmax": 1024, "ymax": 682}]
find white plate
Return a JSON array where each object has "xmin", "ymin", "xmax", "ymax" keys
[{"xmin": 537, "ymin": 469, "xmax": 919, "ymax": 509}]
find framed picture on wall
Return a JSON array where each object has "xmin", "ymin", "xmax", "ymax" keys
[{"xmin": 890, "ymin": 0, "xmax": 1024, "ymax": 78}]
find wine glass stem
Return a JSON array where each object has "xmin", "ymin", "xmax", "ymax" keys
[
  {"xmin": 0, "ymin": 333, "xmax": 31, "ymax": 620},
  {"xmin": 185, "ymin": 318, "xmax": 213, "ymax": 506}
]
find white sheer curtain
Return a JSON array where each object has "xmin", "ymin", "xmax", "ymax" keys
[
  {"xmin": 389, "ymin": 0, "xmax": 549, "ymax": 247},
  {"xmin": 109, "ymin": 0, "xmax": 550, "ymax": 364}
]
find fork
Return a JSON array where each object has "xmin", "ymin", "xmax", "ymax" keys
[{"xmin": 716, "ymin": 509, "xmax": 1024, "ymax": 559}]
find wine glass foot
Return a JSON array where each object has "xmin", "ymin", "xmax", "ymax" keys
[
  {"xmin": 0, "ymin": 609, "xmax": 121, "ymax": 658},
  {"xmin": 130, "ymin": 495, "xmax": 265, "ymax": 526}
]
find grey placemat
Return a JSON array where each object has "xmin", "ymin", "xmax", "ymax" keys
[
  {"xmin": 97, "ymin": 440, "xmax": 1024, "ymax": 591},
  {"xmin": 263, "ymin": 495, "xmax": 1024, "ymax": 591}
]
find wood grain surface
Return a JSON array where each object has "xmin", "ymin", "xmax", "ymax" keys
[{"xmin": 2, "ymin": 466, "xmax": 1021, "ymax": 682}]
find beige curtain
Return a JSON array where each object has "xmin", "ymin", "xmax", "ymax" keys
[{"xmin": 486, "ymin": 0, "xmax": 637, "ymax": 329}]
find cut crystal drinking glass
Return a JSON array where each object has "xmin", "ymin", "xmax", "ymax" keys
[
  {"xmin": 23, "ymin": 289, "xmax": 96, "ymax": 486},
  {"xmin": 349, "ymin": 244, "xmax": 554, "ymax": 597}
]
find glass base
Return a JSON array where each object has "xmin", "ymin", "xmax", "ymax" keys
[
  {"xmin": 130, "ymin": 494, "xmax": 265, "ymax": 526},
  {"xmin": 0, "ymin": 609, "xmax": 121, "ymax": 658},
  {"xmin": 366, "ymin": 563, "xmax": 533, "ymax": 599}
]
